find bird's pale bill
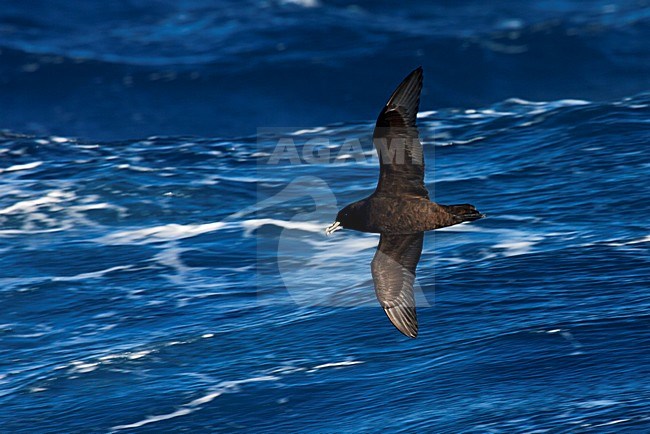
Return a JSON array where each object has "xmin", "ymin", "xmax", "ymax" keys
[{"xmin": 325, "ymin": 221, "xmax": 342, "ymax": 236}]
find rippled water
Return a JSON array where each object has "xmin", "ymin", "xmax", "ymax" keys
[
  {"xmin": 2, "ymin": 92, "xmax": 649, "ymax": 431},
  {"xmin": 2, "ymin": 0, "xmax": 650, "ymax": 139},
  {"xmin": 2, "ymin": 0, "xmax": 650, "ymax": 432}
]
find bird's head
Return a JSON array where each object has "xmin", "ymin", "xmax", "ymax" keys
[{"xmin": 325, "ymin": 202, "xmax": 365, "ymax": 235}]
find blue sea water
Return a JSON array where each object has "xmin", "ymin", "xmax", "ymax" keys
[{"xmin": 1, "ymin": 1, "xmax": 650, "ymax": 433}]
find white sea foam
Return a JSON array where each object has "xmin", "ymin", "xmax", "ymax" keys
[
  {"xmin": 280, "ymin": 0, "xmax": 320, "ymax": 7},
  {"xmin": 99, "ymin": 221, "xmax": 231, "ymax": 244},
  {"xmin": 606, "ymin": 235, "xmax": 650, "ymax": 247},
  {"xmin": 310, "ymin": 360, "xmax": 363, "ymax": 371},
  {"xmin": 98, "ymin": 210, "xmax": 324, "ymax": 245},
  {"xmin": 292, "ymin": 126, "xmax": 326, "ymax": 135},
  {"xmin": 56, "ymin": 347, "xmax": 156, "ymax": 377},
  {"xmin": 111, "ymin": 357, "xmax": 363, "ymax": 431},
  {"xmin": 482, "ymin": 109, "xmax": 515, "ymax": 116},
  {"xmin": 269, "ymin": 366, "xmax": 307, "ymax": 375},
  {"xmin": 0, "ymin": 190, "xmax": 72, "ymax": 215},
  {"xmin": 505, "ymin": 97, "xmax": 590, "ymax": 107},
  {"xmin": 112, "ymin": 408, "xmax": 194, "ymax": 430},
  {"xmin": 127, "ymin": 350, "xmax": 152, "ymax": 360},
  {"xmin": 52, "ymin": 265, "xmax": 133, "ymax": 282},
  {"xmin": 111, "ymin": 376, "xmax": 279, "ymax": 431},
  {"xmin": 505, "ymin": 97, "xmax": 547, "ymax": 106},
  {"xmin": 590, "ymin": 419, "xmax": 630, "ymax": 428},
  {"xmin": 241, "ymin": 218, "xmax": 325, "ymax": 236},
  {"xmin": 0, "ymin": 226, "xmax": 69, "ymax": 237},
  {"xmin": 448, "ymin": 136, "xmax": 485, "ymax": 146},
  {"xmin": 529, "ymin": 99, "xmax": 591, "ymax": 116},
  {"xmin": 578, "ymin": 399, "xmax": 619, "ymax": 408},
  {"xmin": 1, "ymin": 267, "xmax": 133, "ymax": 292},
  {"xmin": 117, "ymin": 163, "xmax": 155, "ymax": 172},
  {"xmin": 72, "ymin": 202, "xmax": 127, "ymax": 216},
  {"xmin": 555, "ymin": 99, "xmax": 590, "ymax": 106},
  {"xmin": 152, "ymin": 244, "xmax": 201, "ymax": 286},
  {"xmin": 69, "ymin": 361, "xmax": 100, "ymax": 374},
  {"xmin": 438, "ymin": 224, "xmax": 545, "ymax": 258},
  {"xmin": 493, "ymin": 240, "xmax": 536, "ymax": 256},
  {"xmin": 498, "ymin": 214, "xmax": 541, "ymax": 222},
  {"xmin": 29, "ymin": 387, "xmax": 48, "ymax": 393},
  {"xmin": 0, "ymin": 188, "xmax": 118, "ymax": 235},
  {"xmin": 187, "ymin": 391, "xmax": 223, "ymax": 407},
  {"xmin": 0, "ymin": 161, "xmax": 43, "ymax": 173},
  {"xmin": 417, "ymin": 110, "xmax": 437, "ymax": 118}
]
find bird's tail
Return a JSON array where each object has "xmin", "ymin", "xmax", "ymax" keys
[{"xmin": 444, "ymin": 203, "xmax": 484, "ymax": 223}]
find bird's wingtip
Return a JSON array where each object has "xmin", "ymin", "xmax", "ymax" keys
[
  {"xmin": 383, "ymin": 306, "xmax": 419, "ymax": 338},
  {"xmin": 401, "ymin": 326, "xmax": 418, "ymax": 339},
  {"xmin": 409, "ymin": 66, "xmax": 423, "ymax": 78},
  {"xmin": 406, "ymin": 329, "xmax": 418, "ymax": 339}
]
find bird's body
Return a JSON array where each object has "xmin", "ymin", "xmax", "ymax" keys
[
  {"xmin": 326, "ymin": 67, "xmax": 483, "ymax": 338},
  {"xmin": 335, "ymin": 195, "xmax": 480, "ymax": 234}
]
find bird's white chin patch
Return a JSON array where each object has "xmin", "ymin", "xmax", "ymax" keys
[{"xmin": 325, "ymin": 221, "xmax": 342, "ymax": 236}]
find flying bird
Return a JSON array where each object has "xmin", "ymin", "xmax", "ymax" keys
[{"xmin": 325, "ymin": 67, "xmax": 483, "ymax": 338}]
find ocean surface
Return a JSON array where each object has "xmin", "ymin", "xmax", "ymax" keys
[{"xmin": 1, "ymin": 1, "xmax": 650, "ymax": 433}]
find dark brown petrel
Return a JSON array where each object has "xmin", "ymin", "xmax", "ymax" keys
[{"xmin": 325, "ymin": 67, "xmax": 483, "ymax": 338}]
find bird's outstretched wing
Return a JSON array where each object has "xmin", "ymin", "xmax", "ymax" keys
[
  {"xmin": 371, "ymin": 232, "xmax": 424, "ymax": 338},
  {"xmin": 373, "ymin": 67, "xmax": 428, "ymax": 199}
]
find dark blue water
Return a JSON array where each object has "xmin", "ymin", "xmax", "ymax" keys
[
  {"xmin": 1, "ymin": 1, "xmax": 650, "ymax": 432},
  {"xmin": 2, "ymin": 0, "xmax": 650, "ymax": 139}
]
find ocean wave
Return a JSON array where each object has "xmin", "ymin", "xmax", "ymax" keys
[
  {"xmin": 110, "ymin": 357, "xmax": 364, "ymax": 431},
  {"xmin": 2, "ymin": 0, "xmax": 650, "ymax": 139},
  {"xmin": 1, "ymin": 65, "xmax": 649, "ymax": 432}
]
